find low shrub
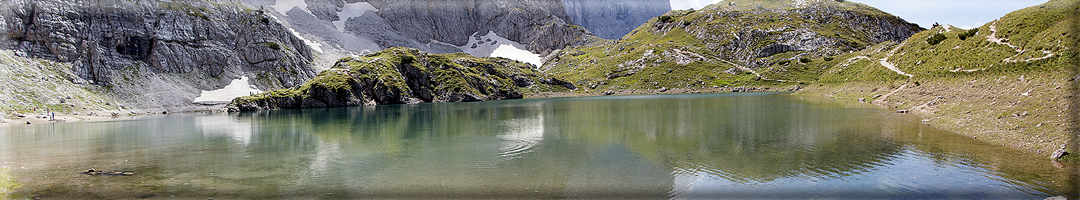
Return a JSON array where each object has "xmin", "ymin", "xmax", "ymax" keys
[
  {"xmin": 927, "ymin": 33, "xmax": 947, "ymax": 45},
  {"xmin": 958, "ymin": 28, "xmax": 979, "ymax": 40},
  {"xmin": 659, "ymin": 16, "xmax": 674, "ymax": 23},
  {"xmin": 264, "ymin": 42, "xmax": 281, "ymax": 50}
]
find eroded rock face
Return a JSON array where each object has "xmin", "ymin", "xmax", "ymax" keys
[
  {"xmin": 228, "ymin": 47, "xmax": 576, "ymax": 111},
  {"xmin": 357, "ymin": 0, "xmax": 591, "ymax": 56},
  {"xmin": 252, "ymin": 0, "xmax": 614, "ymax": 58},
  {"xmin": 561, "ymin": 0, "xmax": 671, "ymax": 39},
  {"xmin": 1, "ymin": 0, "xmax": 316, "ymax": 110}
]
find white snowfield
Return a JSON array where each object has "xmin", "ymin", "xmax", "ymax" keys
[
  {"xmin": 193, "ymin": 76, "xmax": 264, "ymax": 104},
  {"xmin": 456, "ymin": 31, "xmax": 543, "ymax": 67}
]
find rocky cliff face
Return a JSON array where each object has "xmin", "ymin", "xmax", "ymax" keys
[
  {"xmin": 561, "ymin": 0, "xmax": 671, "ymax": 39},
  {"xmin": 228, "ymin": 47, "xmax": 576, "ymax": 111},
  {"xmin": 0, "ymin": 0, "xmax": 316, "ymax": 111},
  {"xmin": 352, "ymin": 0, "xmax": 592, "ymax": 56},
  {"xmin": 244, "ymin": 0, "xmax": 667, "ymax": 61}
]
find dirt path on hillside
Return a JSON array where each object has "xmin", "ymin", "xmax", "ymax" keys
[
  {"xmin": 873, "ymin": 41, "xmax": 915, "ymax": 105},
  {"xmin": 986, "ymin": 21, "xmax": 1056, "ymax": 63},
  {"xmin": 879, "ymin": 40, "xmax": 914, "ymax": 78}
]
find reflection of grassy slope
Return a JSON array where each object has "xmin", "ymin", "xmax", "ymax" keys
[
  {"xmin": 543, "ymin": 0, "xmax": 919, "ymax": 92},
  {"xmin": 887, "ymin": 117, "xmax": 1079, "ymax": 195},
  {"xmin": 801, "ymin": 0, "xmax": 1079, "ymax": 154},
  {"xmin": 548, "ymin": 94, "xmax": 903, "ymax": 182}
]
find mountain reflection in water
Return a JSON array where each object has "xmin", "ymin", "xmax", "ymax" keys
[{"xmin": 0, "ymin": 93, "xmax": 1075, "ymax": 199}]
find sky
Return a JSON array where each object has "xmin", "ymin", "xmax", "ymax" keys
[{"xmin": 669, "ymin": 0, "xmax": 1049, "ymax": 29}]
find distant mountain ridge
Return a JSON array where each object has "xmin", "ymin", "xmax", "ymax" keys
[{"xmin": 562, "ymin": 0, "xmax": 672, "ymax": 39}]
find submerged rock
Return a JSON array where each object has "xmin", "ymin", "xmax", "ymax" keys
[
  {"xmin": 83, "ymin": 169, "xmax": 136, "ymax": 176},
  {"xmin": 1051, "ymin": 145, "xmax": 1068, "ymax": 160}
]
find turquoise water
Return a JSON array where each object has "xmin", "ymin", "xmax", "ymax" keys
[{"xmin": 0, "ymin": 93, "xmax": 1076, "ymax": 199}]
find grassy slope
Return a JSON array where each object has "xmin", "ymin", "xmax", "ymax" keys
[
  {"xmin": 542, "ymin": 0, "xmax": 916, "ymax": 93},
  {"xmin": 799, "ymin": 0, "xmax": 1079, "ymax": 154},
  {"xmin": 543, "ymin": 27, "xmax": 771, "ymax": 92},
  {"xmin": 0, "ymin": 50, "xmax": 121, "ymax": 119}
]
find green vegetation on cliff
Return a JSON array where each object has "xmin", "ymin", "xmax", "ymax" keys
[{"xmin": 229, "ymin": 47, "xmax": 575, "ymax": 111}]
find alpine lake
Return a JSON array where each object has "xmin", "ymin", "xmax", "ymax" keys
[{"xmin": 1, "ymin": 92, "xmax": 1077, "ymax": 199}]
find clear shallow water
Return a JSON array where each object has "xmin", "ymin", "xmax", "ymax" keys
[{"xmin": 0, "ymin": 93, "xmax": 1077, "ymax": 199}]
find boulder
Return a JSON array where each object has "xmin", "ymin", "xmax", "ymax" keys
[{"xmin": 1051, "ymin": 145, "xmax": 1068, "ymax": 160}]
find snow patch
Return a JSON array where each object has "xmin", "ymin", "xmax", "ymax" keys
[
  {"xmin": 271, "ymin": 0, "xmax": 310, "ymax": 16},
  {"xmin": 193, "ymin": 76, "xmax": 263, "ymax": 103},
  {"xmin": 284, "ymin": 24, "xmax": 323, "ymax": 53},
  {"xmin": 264, "ymin": 9, "xmax": 323, "ymax": 53},
  {"xmin": 491, "ymin": 45, "xmax": 543, "ymax": 67},
  {"xmin": 455, "ymin": 31, "xmax": 543, "ymax": 67},
  {"xmin": 333, "ymin": 2, "xmax": 378, "ymax": 33}
]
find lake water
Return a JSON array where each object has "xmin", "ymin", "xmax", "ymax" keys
[{"xmin": 1, "ymin": 93, "xmax": 1077, "ymax": 199}]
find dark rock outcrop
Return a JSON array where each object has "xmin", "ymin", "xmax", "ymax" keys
[
  {"xmin": 561, "ymin": 0, "xmax": 671, "ymax": 39},
  {"xmin": 228, "ymin": 47, "xmax": 575, "ymax": 111},
  {"xmin": 1, "ymin": 0, "xmax": 316, "ymax": 110}
]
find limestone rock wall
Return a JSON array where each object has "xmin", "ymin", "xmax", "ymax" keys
[
  {"xmin": 0, "ymin": 0, "xmax": 316, "ymax": 110},
  {"xmin": 561, "ymin": 0, "xmax": 671, "ymax": 39},
  {"xmin": 359, "ymin": 0, "xmax": 589, "ymax": 56}
]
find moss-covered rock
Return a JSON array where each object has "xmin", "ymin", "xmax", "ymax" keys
[{"xmin": 228, "ymin": 47, "xmax": 575, "ymax": 111}]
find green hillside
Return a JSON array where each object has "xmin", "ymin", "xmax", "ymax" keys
[
  {"xmin": 542, "ymin": 0, "xmax": 922, "ymax": 92},
  {"xmin": 800, "ymin": 0, "xmax": 1079, "ymax": 154}
]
